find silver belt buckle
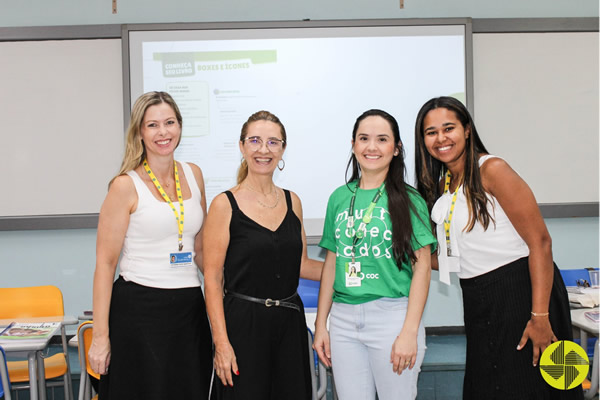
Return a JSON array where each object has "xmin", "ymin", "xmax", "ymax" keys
[{"xmin": 265, "ymin": 298, "xmax": 281, "ymax": 307}]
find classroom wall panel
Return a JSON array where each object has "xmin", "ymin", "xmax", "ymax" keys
[
  {"xmin": 0, "ymin": 38, "xmax": 124, "ymax": 218},
  {"xmin": 472, "ymin": 32, "xmax": 599, "ymax": 205}
]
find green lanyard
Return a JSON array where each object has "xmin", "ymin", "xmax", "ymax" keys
[
  {"xmin": 143, "ymin": 159, "xmax": 185, "ymax": 251},
  {"xmin": 443, "ymin": 170, "xmax": 460, "ymax": 257},
  {"xmin": 346, "ymin": 182, "xmax": 385, "ymax": 262}
]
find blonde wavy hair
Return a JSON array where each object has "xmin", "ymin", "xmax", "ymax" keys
[
  {"xmin": 237, "ymin": 110, "xmax": 287, "ymax": 184},
  {"xmin": 110, "ymin": 91, "xmax": 183, "ymax": 186}
]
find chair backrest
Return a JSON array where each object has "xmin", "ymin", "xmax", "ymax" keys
[
  {"xmin": 77, "ymin": 322, "xmax": 100, "ymax": 380},
  {"xmin": 0, "ymin": 286, "xmax": 64, "ymax": 319},
  {"xmin": 0, "ymin": 345, "xmax": 11, "ymax": 400},
  {"xmin": 559, "ymin": 268, "xmax": 593, "ymax": 288},
  {"xmin": 298, "ymin": 278, "xmax": 320, "ymax": 309}
]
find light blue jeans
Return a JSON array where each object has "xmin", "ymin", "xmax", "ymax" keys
[{"xmin": 329, "ymin": 297, "xmax": 426, "ymax": 400}]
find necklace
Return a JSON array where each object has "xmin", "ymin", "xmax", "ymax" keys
[
  {"xmin": 244, "ymin": 183, "xmax": 274, "ymax": 195},
  {"xmin": 244, "ymin": 183, "xmax": 279, "ymax": 208}
]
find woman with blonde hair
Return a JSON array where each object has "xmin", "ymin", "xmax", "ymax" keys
[
  {"xmin": 204, "ymin": 110, "xmax": 323, "ymax": 399},
  {"xmin": 89, "ymin": 91, "xmax": 212, "ymax": 399}
]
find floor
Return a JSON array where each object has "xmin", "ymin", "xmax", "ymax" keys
[
  {"xmin": 416, "ymin": 335, "xmax": 466, "ymax": 400},
  {"xmin": 4, "ymin": 334, "xmax": 597, "ymax": 400}
]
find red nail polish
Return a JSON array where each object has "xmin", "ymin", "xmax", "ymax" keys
[{"xmin": 235, "ymin": 370, "xmax": 239, "ymax": 375}]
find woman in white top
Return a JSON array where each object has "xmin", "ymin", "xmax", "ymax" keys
[
  {"xmin": 414, "ymin": 96, "xmax": 581, "ymax": 400},
  {"xmin": 89, "ymin": 91, "xmax": 212, "ymax": 399}
]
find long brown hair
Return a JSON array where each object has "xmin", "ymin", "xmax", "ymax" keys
[
  {"xmin": 414, "ymin": 96, "xmax": 493, "ymax": 232},
  {"xmin": 346, "ymin": 109, "xmax": 419, "ymax": 266},
  {"xmin": 237, "ymin": 110, "xmax": 287, "ymax": 184},
  {"xmin": 110, "ymin": 91, "xmax": 183, "ymax": 186}
]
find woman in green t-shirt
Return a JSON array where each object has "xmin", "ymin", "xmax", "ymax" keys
[{"xmin": 313, "ymin": 109, "xmax": 436, "ymax": 400}]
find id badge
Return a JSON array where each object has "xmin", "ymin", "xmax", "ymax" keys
[
  {"xmin": 170, "ymin": 252, "xmax": 193, "ymax": 268},
  {"xmin": 345, "ymin": 262, "xmax": 361, "ymax": 287}
]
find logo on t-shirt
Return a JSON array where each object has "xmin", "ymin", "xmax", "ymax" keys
[{"xmin": 334, "ymin": 206, "xmax": 393, "ymax": 260}]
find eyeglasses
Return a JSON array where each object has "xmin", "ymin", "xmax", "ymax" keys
[{"xmin": 242, "ymin": 136, "xmax": 285, "ymax": 151}]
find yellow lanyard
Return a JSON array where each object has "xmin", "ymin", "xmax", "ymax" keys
[
  {"xmin": 143, "ymin": 159, "xmax": 185, "ymax": 251},
  {"xmin": 443, "ymin": 170, "xmax": 460, "ymax": 257}
]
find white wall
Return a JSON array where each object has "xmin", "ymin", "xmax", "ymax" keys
[{"xmin": 0, "ymin": 0, "xmax": 596, "ymax": 28}]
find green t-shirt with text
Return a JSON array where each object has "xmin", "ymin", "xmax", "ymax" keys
[{"xmin": 319, "ymin": 182, "xmax": 437, "ymax": 304}]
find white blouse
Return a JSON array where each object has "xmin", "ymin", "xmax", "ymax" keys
[
  {"xmin": 119, "ymin": 162, "xmax": 204, "ymax": 289},
  {"xmin": 432, "ymin": 155, "xmax": 529, "ymax": 284}
]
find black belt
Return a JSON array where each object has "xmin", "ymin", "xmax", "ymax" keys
[{"xmin": 225, "ymin": 290, "xmax": 301, "ymax": 312}]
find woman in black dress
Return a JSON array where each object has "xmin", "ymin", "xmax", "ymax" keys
[{"xmin": 203, "ymin": 110, "xmax": 323, "ymax": 399}]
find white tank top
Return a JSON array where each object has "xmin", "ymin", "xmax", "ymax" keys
[
  {"xmin": 431, "ymin": 155, "xmax": 529, "ymax": 279},
  {"xmin": 119, "ymin": 162, "xmax": 204, "ymax": 288}
]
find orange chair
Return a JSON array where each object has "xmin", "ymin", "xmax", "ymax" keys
[
  {"xmin": 0, "ymin": 285, "xmax": 73, "ymax": 400},
  {"xmin": 76, "ymin": 322, "xmax": 99, "ymax": 400},
  {"xmin": 0, "ymin": 345, "xmax": 12, "ymax": 400}
]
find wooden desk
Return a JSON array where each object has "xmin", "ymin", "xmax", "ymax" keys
[{"xmin": 0, "ymin": 316, "xmax": 77, "ymax": 400}]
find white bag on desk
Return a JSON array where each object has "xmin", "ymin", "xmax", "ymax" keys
[{"xmin": 568, "ymin": 287, "xmax": 600, "ymax": 308}]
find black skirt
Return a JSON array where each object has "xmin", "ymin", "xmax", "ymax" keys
[
  {"xmin": 460, "ymin": 257, "xmax": 583, "ymax": 400},
  {"xmin": 99, "ymin": 276, "xmax": 213, "ymax": 400}
]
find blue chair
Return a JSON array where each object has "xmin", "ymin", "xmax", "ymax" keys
[
  {"xmin": 559, "ymin": 268, "xmax": 595, "ymax": 287},
  {"xmin": 0, "ymin": 345, "xmax": 12, "ymax": 400},
  {"xmin": 298, "ymin": 278, "xmax": 320, "ymax": 309},
  {"xmin": 560, "ymin": 268, "xmax": 598, "ymax": 358}
]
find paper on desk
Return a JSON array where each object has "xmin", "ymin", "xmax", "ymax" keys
[
  {"xmin": 0, "ymin": 322, "xmax": 60, "ymax": 340},
  {"xmin": 568, "ymin": 288, "xmax": 600, "ymax": 308}
]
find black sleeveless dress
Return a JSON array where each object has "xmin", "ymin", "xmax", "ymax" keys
[{"xmin": 211, "ymin": 189, "xmax": 312, "ymax": 400}]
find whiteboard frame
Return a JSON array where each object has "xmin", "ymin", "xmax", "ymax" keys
[
  {"xmin": 123, "ymin": 18, "xmax": 473, "ymax": 241},
  {"xmin": 0, "ymin": 17, "xmax": 597, "ymax": 231}
]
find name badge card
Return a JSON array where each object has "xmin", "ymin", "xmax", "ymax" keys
[
  {"xmin": 345, "ymin": 262, "xmax": 362, "ymax": 287},
  {"xmin": 170, "ymin": 252, "xmax": 193, "ymax": 268}
]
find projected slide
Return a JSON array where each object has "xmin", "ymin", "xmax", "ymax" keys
[{"xmin": 129, "ymin": 25, "xmax": 467, "ymax": 234}]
